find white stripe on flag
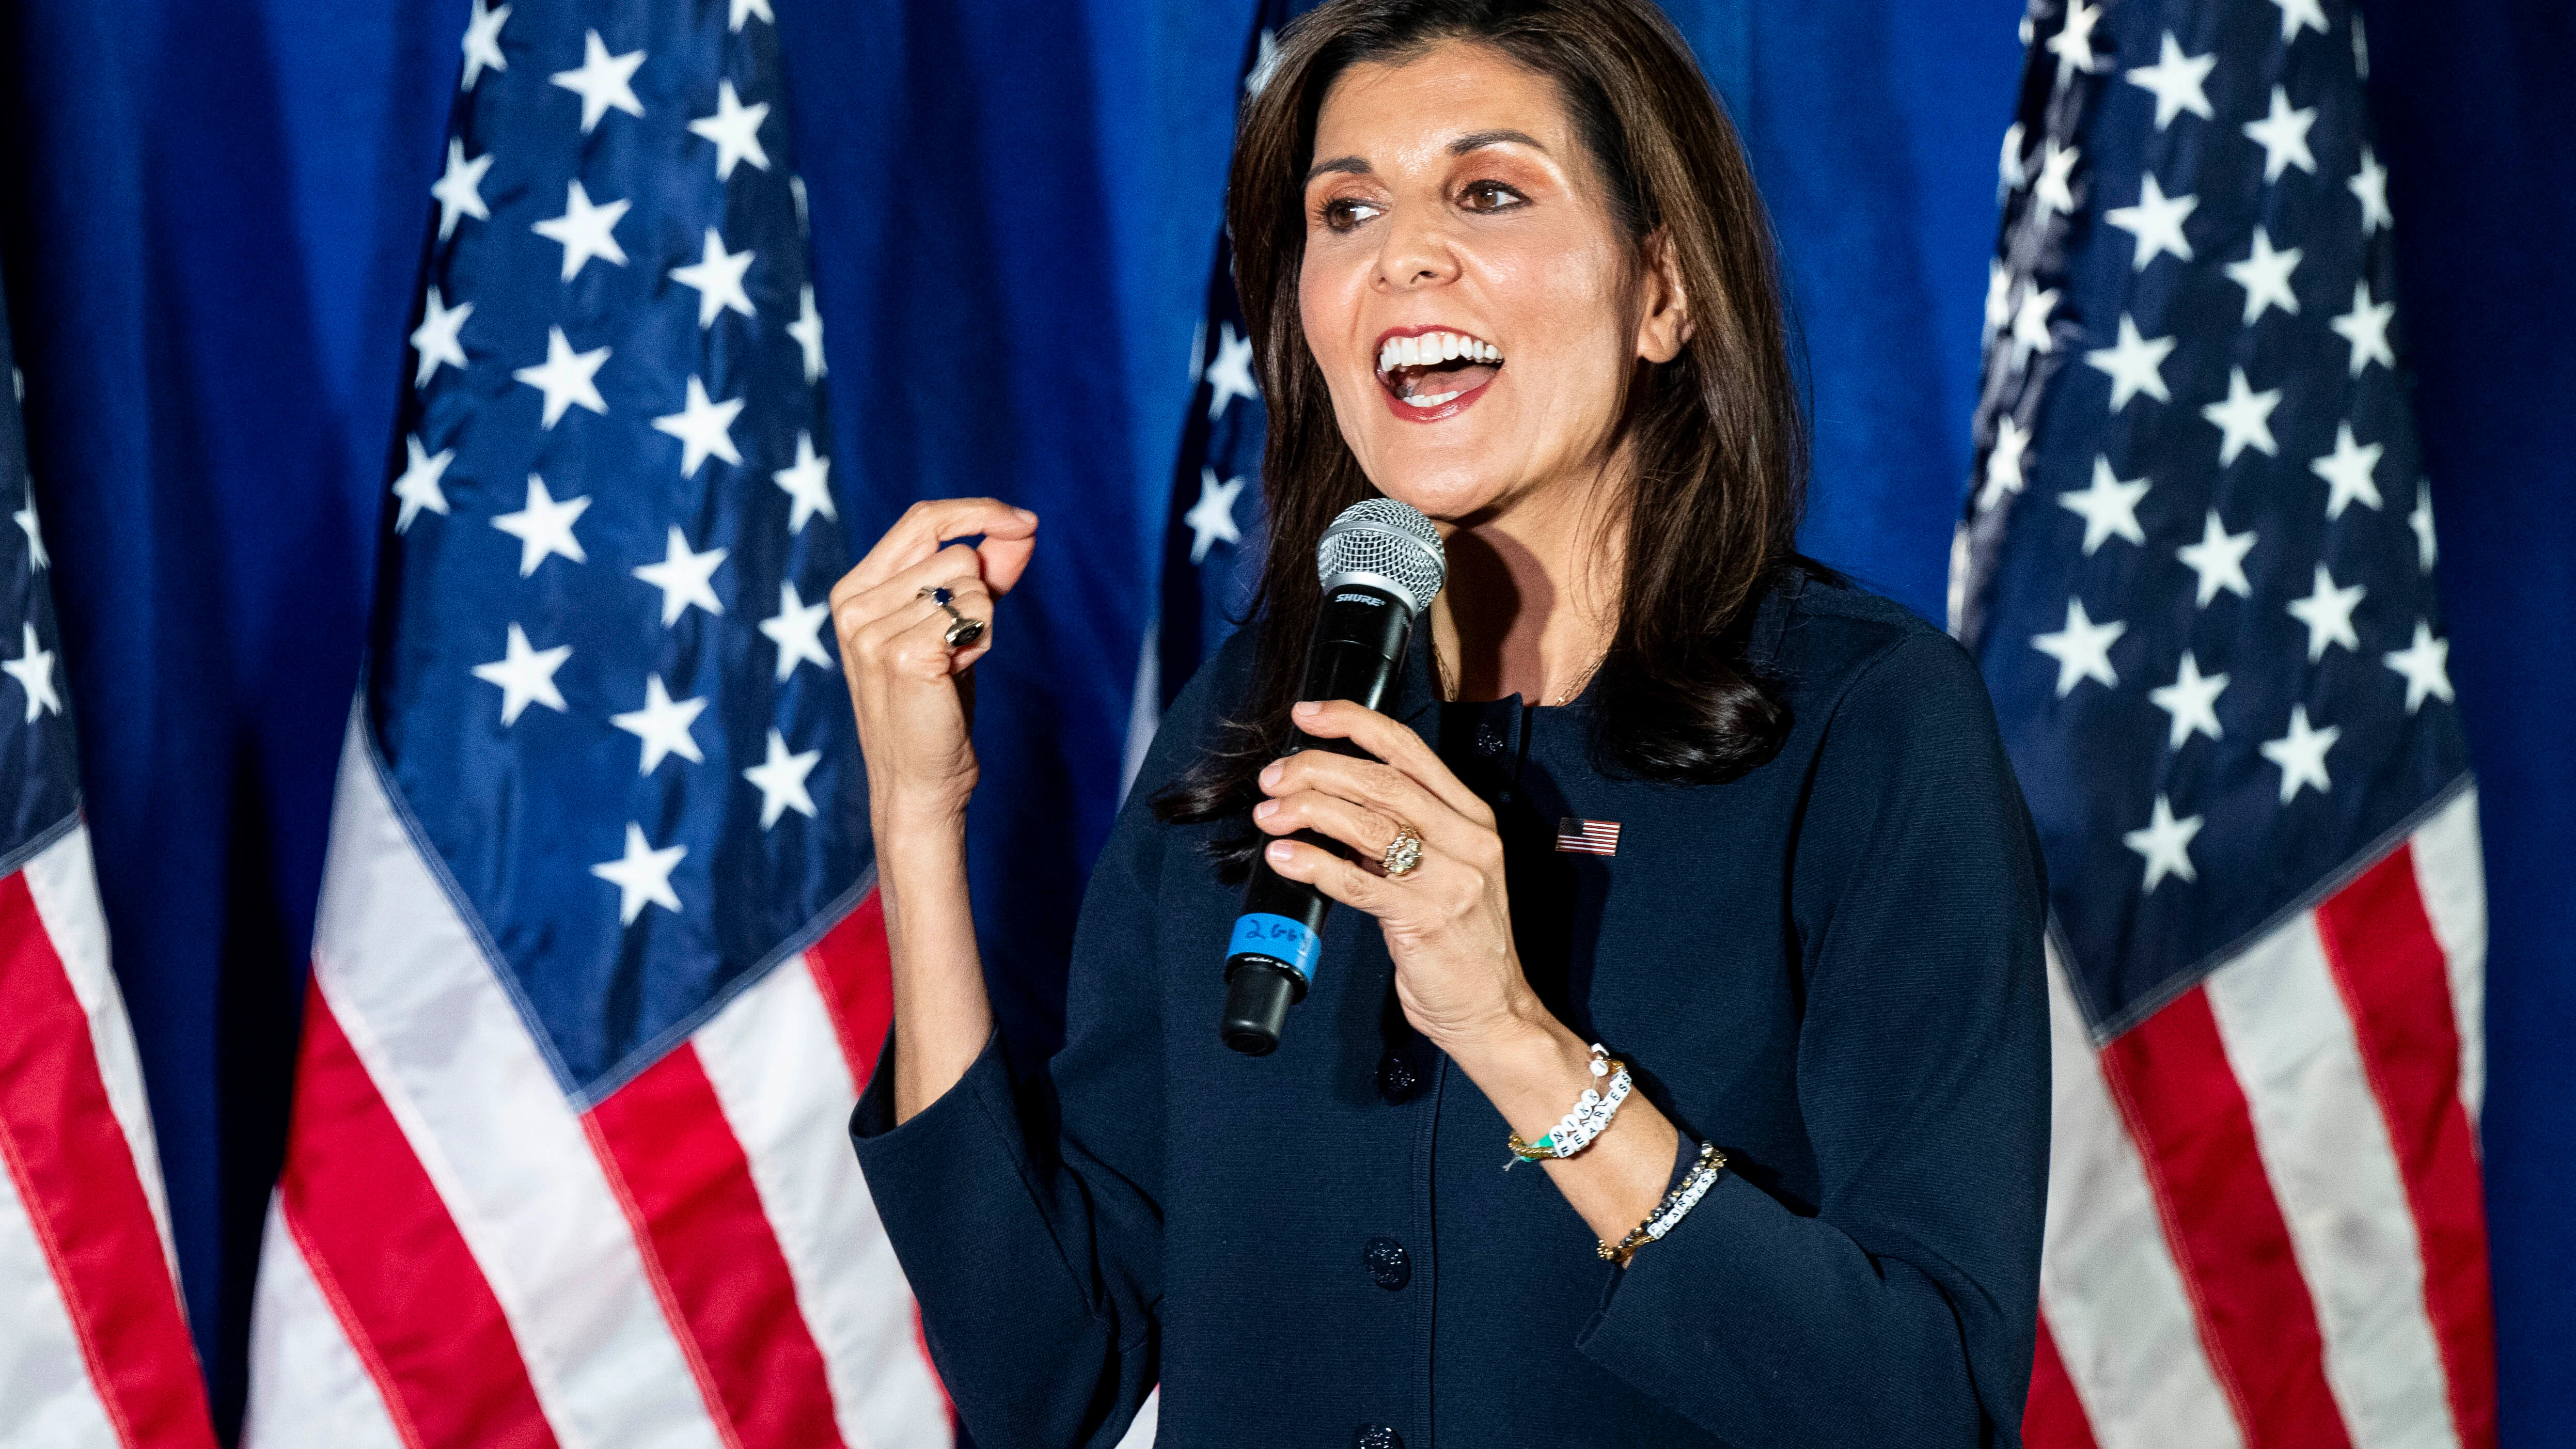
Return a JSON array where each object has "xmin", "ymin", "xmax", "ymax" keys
[
  {"xmin": 240, "ymin": 1202, "xmax": 407, "ymax": 1449},
  {"xmin": 0, "ymin": 1135, "xmax": 119, "ymax": 1449},
  {"xmin": 694, "ymin": 951, "xmax": 952, "ymax": 1449},
  {"xmin": 2036, "ymin": 946, "xmax": 2243, "ymax": 1449},
  {"xmin": 310, "ymin": 726, "xmax": 725, "ymax": 1449},
  {"xmin": 2205, "ymin": 911, "xmax": 2459, "ymax": 1449},
  {"xmin": 1118, "ymin": 1387, "xmax": 1160, "ymax": 1448},
  {"xmin": 2407, "ymin": 790, "xmax": 2486, "ymax": 1130},
  {"xmin": 20, "ymin": 826, "xmax": 180, "ymax": 1278}
]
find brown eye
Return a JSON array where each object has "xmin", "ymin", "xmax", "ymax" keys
[
  {"xmin": 1460, "ymin": 180, "xmax": 1526, "ymax": 213},
  {"xmin": 1320, "ymin": 197, "xmax": 1382, "ymax": 232}
]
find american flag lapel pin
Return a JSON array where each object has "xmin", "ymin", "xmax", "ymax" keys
[{"xmin": 1554, "ymin": 817, "xmax": 1621, "ymax": 857}]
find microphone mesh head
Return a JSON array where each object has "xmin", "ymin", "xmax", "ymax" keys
[{"xmin": 1316, "ymin": 497, "xmax": 1447, "ymax": 614}]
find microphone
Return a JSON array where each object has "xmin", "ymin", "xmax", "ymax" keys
[{"xmin": 1220, "ymin": 497, "xmax": 1448, "ymax": 1056}]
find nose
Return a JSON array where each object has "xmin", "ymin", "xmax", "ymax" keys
[{"xmin": 1372, "ymin": 207, "xmax": 1458, "ymax": 292}]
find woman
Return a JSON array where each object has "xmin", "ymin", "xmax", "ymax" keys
[{"xmin": 834, "ymin": 1, "xmax": 2048, "ymax": 1445}]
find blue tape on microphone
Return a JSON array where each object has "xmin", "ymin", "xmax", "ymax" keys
[{"xmin": 1228, "ymin": 912, "xmax": 1323, "ymax": 983}]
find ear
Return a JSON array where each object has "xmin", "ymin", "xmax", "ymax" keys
[{"xmin": 1633, "ymin": 228, "xmax": 1693, "ymax": 365}]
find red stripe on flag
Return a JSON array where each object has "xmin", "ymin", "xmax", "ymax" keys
[
  {"xmin": 2023, "ymin": 1311, "xmax": 2102, "ymax": 1449},
  {"xmin": 281, "ymin": 979, "xmax": 559, "ymax": 1449},
  {"xmin": 2100, "ymin": 986, "xmax": 2352, "ymax": 1449},
  {"xmin": 806, "ymin": 887, "xmax": 958, "ymax": 1427},
  {"xmin": 0, "ymin": 871, "xmax": 217, "ymax": 1449},
  {"xmin": 588, "ymin": 1043, "xmax": 847, "ymax": 1449},
  {"xmin": 2315, "ymin": 845, "xmax": 2499, "ymax": 1449},
  {"xmin": 808, "ymin": 889, "xmax": 895, "ymax": 1084}
]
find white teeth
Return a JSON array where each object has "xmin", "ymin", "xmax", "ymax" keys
[
  {"xmin": 1402, "ymin": 389, "xmax": 1464, "ymax": 408},
  {"xmin": 1375, "ymin": 332, "xmax": 1503, "ymax": 376}
]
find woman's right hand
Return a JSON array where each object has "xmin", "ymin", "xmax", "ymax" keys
[{"xmin": 829, "ymin": 498, "xmax": 1039, "ymax": 834}]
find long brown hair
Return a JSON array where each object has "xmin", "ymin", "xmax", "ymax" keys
[{"xmin": 1155, "ymin": 0, "xmax": 1812, "ymax": 838}]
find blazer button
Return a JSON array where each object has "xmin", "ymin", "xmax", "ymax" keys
[
  {"xmin": 1363, "ymin": 1236, "xmax": 1411, "ymax": 1290},
  {"xmin": 1354, "ymin": 1426, "xmax": 1404, "ymax": 1449}
]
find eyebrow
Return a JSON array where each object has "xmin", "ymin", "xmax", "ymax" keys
[
  {"xmin": 1302, "ymin": 129, "xmax": 1550, "ymax": 184},
  {"xmin": 1449, "ymin": 129, "xmax": 1545, "ymax": 155}
]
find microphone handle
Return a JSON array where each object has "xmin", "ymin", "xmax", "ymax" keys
[{"xmin": 1220, "ymin": 586, "xmax": 1414, "ymax": 1056}]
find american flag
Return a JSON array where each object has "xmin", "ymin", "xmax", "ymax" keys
[
  {"xmin": 1553, "ymin": 817, "xmax": 1622, "ymax": 858},
  {"xmin": 1954, "ymin": 2, "xmax": 2494, "ymax": 1447},
  {"xmin": 0, "ymin": 288, "xmax": 221, "ymax": 1445},
  {"xmin": 238, "ymin": 5, "xmax": 948, "ymax": 1445},
  {"xmin": 1129, "ymin": 0, "xmax": 1294, "ymax": 787}
]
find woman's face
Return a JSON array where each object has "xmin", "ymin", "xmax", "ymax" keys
[{"xmin": 1299, "ymin": 41, "xmax": 1687, "ymax": 525}]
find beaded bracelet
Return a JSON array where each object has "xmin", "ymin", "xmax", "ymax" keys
[
  {"xmin": 1504, "ymin": 1044, "xmax": 1630, "ymax": 1170},
  {"xmin": 1598, "ymin": 1141, "xmax": 1729, "ymax": 1267}
]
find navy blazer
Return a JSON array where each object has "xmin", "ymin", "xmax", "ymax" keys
[{"xmin": 852, "ymin": 570, "xmax": 2051, "ymax": 1449}]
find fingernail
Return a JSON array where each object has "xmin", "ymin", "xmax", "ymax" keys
[
  {"xmin": 1014, "ymin": 507, "xmax": 1036, "ymax": 523},
  {"xmin": 1259, "ymin": 762, "xmax": 1282, "ymax": 789},
  {"xmin": 1253, "ymin": 799, "xmax": 1278, "ymax": 820},
  {"xmin": 1266, "ymin": 841, "xmax": 1292, "ymax": 863},
  {"xmin": 1292, "ymin": 700, "xmax": 1321, "ymax": 719}
]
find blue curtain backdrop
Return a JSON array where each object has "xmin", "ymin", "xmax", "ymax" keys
[{"xmin": 0, "ymin": 0, "xmax": 2565, "ymax": 1441}]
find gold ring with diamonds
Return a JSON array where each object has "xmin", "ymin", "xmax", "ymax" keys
[
  {"xmin": 918, "ymin": 585, "xmax": 985, "ymax": 649},
  {"xmin": 1381, "ymin": 822, "xmax": 1423, "ymax": 877}
]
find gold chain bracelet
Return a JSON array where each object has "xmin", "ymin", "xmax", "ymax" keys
[{"xmin": 1598, "ymin": 1142, "xmax": 1728, "ymax": 1267}]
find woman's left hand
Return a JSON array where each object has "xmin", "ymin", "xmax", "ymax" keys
[{"xmin": 1253, "ymin": 699, "xmax": 1540, "ymax": 1052}]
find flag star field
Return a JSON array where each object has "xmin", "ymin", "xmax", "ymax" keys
[
  {"xmin": 376, "ymin": 0, "xmax": 866, "ymax": 1099},
  {"xmin": 1958, "ymin": 0, "xmax": 2465, "ymax": 1036}
]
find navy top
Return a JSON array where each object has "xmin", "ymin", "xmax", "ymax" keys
[{"xmin": 851, "ymin": 570, "xmax": 2051, "ymax": 1449}]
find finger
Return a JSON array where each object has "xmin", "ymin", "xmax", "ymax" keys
[
  {"xmin": 859, "ymin": 589, "xmax": 994, "ymax": 679},
  {"xmin": 830, "ymin": 541, "xmax": 974, "ymax": 634},
  {"xmin": 835, "ymin": 544, "xmax": 982, "ymax": 639},
  {"xmin": 1259, "ymin": 837, "xmax": 1392, "ymax": 915},
  {"xmin": 883, "ymin": 608, "xmax": 974, "ymax": 681},
  {"xmin": 852, "ymin": 576, "xmax": 997, "ymax": 679},
  {"xmin": 851, "ymin": 544, "xmax": 986, "ymax": 620},
  {"xmin": 974, "ymin": 526, "xmax": 1038, "ymax": 598},
  {"xmin": 1253, "ymin": 789, "xmax": 1404, "ymax": 869},
  {"xmin": 1260, "ymin": 748, "xmax": 1464, "ymax": 853},
  {"xmin": 849, "ymin": 498, "xmax": 1037, "ymax": 592},
  {"xmin": 1289, "ymin": 700, "xmax": 1491, "ymax": 825},
  {"xmin": 848, "ymin": 606, "xmax": 956, "ymax": 683}
]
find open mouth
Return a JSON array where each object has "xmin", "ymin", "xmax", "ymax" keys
[{"xmin": 1376, "ymin": 328, "xmax": 1503, "ymax": 412}]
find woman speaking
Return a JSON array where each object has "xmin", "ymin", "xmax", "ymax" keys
[{"xmin": 833, "ymin": 1, "xmax": 2049, "ymax": 1444}]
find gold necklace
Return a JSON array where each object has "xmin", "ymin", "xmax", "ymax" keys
[
  {"xmin": 1434, "ymin": 641, "xmax": 1608, "ymax": 706},
  {"xmin": 1549, "ymin": 651, "xmax": 1606, "ymax": 707}
]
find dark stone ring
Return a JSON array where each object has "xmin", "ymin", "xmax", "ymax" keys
[{"xmin": 918, "ymin": 585, "xmax": 985, "ymax": 649}]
